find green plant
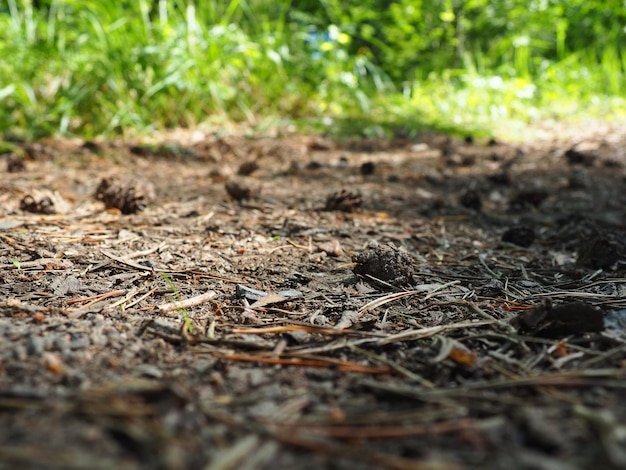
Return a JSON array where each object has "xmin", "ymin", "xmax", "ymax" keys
[
  {"xmin": 0, "ymin": 0, "xmax": 385, "ymax": 137},
  {"xmin": 162, "ymin": 272, "xmax": 193, "ymax": 335},
  {"xmin": 0, "ymin": 1, "xmax": 625, "ymax": 139},
  {"xmin": 13, "ymin": 258, "xmax": 23, "ymax": 274}
]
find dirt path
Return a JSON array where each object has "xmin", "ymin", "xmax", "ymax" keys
[{"xmin": 1, "ymin": 126, "xmax": 626, "ymax": 469}]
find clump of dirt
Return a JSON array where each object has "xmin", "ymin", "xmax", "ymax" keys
[
  {"xmin": 511, "ymin": 300, "xmax": 605, "ymax": 338},
  {"xmin": 352, "ymin": 242, "xmax": 415, "ymax": 287},
  {"xmin": 577, "ymin": 231, "xmax": 626, "ymax": 269},
  {"xmin": 502, "ymin": 225, "xmax": 535, "ymax": 247}
]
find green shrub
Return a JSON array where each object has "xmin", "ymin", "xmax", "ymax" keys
[{"xmin": 0, "ymin": 0, "xmax": 624, "ymax": 138}]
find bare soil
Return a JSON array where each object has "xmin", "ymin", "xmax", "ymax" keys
[{"xmin": 1, "ymin": 123, "xmax": 626, "ymax": 470}]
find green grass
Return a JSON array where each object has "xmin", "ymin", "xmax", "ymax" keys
[
  {"xmin": 162, "ymin": 272, "xmax": 193, "ymax": 335},
  {"xmin": 1, "ymin": 1, "xmax": 625, "ymax": 140}
]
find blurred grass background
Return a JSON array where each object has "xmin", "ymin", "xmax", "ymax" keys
[{"xmin": 1, "ymin": 0, "xmax": 625, "ymax": 139}]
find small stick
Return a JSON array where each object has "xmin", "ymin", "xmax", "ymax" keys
[{"xmin": 158, "ymin": 290, "xmax": 217, "ymax": 312}]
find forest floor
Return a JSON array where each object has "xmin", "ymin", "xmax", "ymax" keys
[{"xmin": 1, "ymin": 121, "xmax": 626, "ymax": 469}]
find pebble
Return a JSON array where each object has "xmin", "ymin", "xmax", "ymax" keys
[
  {"xmin": 191, "ymin": 360, "xmax": 215, "ymax": 374},
  {"xmin": 43, "ymin": 352, "xmax": 65, "ymax": 374},
  {"xmin": 135, "ymin": 364, "xmax": 164, "ymax": 379},
  {"xmin": 104, "ymin": 327, "xmax": 120, "ymax": 339},
  {"xmin": 12, "ymin": 344, "xmax": 28, "ymax": 361},
  {"xmin": 26, "ymin": 336, "xmax": 45, "ymax": 356},
  {"xmin": 92, "ymin": 314, "xmax": 105, "ymax": 328},
  {"xmin": 52, "ymin": 335, "xmax": 70, "ymax": 353},
  {"xmin": 70, "ymin": 335, "xmax": 91, "ymax": 350},
  {"xmin": 248, "ymin": 369, "xmax": 270, "ymax": 387},
  {"xmin": 91, "ymin": 331, "xmax": 108, "ymax": 347}
]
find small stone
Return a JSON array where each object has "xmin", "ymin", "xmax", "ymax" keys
[
  {"xmin": 12, "ymin": 344, "xmax": 28, "ymax": 361},
  {"xmin": 26, "ymin": 336, "xmax": 45, "ymax": 356},
  {"xmin": 43, "ymin": 352, "xmax": 65, "ymax": 374},
  {"xmin": 192, "ymin": 360, "xmax": 215, "ymax": 374},
  {"xmin": 91, "ymin": 332, "xmax": 108, "ymax": 347},
  {"xmin": 92, "ymin": 314, "xmax": 105, "ymax": 328},
  {"xmin": 70, "ymin": 335, "xmax": 91, "ymax": 350},
  {"xmin": 235, "ymin": 284, "xmax": 268, "ymax": 301},
  {"xmin": 52, "ymin": 335, "xmax": 71, "ymax": 354},
  {"xmin": 317, "ymin": 239, "xmax": 344, "ymax": 257},
  {"xmin": 135, "ymin": 364, "xmax": 164, "ymax": 379},
  {"xmin": 104, "ymin": 328, "xmax": 121, "ymax": 340}
]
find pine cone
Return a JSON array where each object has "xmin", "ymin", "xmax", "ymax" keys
[
  {"xmin": 324, "ymin": 189, "xmax": 362, "ymax": 212},
  {"xmin": 95, "ymin": 177, "xmax": 155, "ymax": 214}
]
